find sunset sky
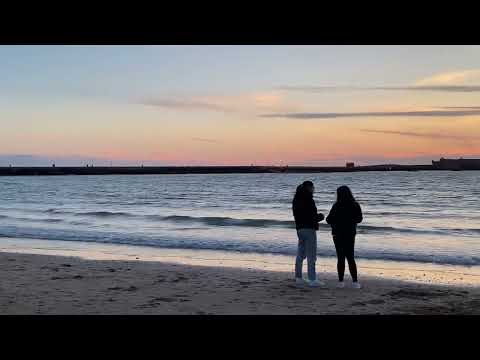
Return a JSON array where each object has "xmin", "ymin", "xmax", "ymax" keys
[{"xmin": 1, "ymin": 45, "xmax": 480, "ymax": 166}]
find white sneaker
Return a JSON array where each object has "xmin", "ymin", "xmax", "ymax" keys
[
  {"xmin": 352, "ymin": 282, "xmax": 362, "ymax": 289},
  {"xmin": 295, "ymin": 277, "xmax": 306, "ymax": 286},
  {"xmin": 337, "ymin": 282, "xmax": 345, "ymax": 289},
  {"xmin": 307, "ymin": 279, "xmax": 327, "ymax": 288}
]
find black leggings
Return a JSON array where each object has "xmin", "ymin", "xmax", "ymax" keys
[{"xmin": 333, "ymin": 234, "xmax": 358, "ymax": 282}]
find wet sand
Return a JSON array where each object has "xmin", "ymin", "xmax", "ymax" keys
[{"xmin": 1, "ymin": 250, "xmax": 479, "ymax": 315}]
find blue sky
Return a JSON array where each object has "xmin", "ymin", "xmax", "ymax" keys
[{"xmin": 1, "ymin": 45, "xmax": 479, "ymax": 94}]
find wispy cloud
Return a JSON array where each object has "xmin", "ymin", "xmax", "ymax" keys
[
  {"xmin": 359, "ymin": 129, "xmax": 477, "ymax": 141},
  {"xmin": 137, "ymin": 91, "xmax": 293, "ymax": 114},
  {"xmin": 277, "ymin": 85, "xmax": 480, "ymax": 93},
  {"xmin": 415, "ymin": 69, "xmax": 480, "ymax": 86},
  {"xmin": 140, "ymin": 98, "xmax": 231, "ymax": 113},
  {"xmin": 191, "ymin": 137, "xmax": 222, "ymax": 144},
  {"xmin": 278, "ymin": 69, "xmax": 480, "ymax": 93},
  {"xmin": 261, "ymin": 109, "xmax": 480, "ymax": 119},
  {"xmin": 440, "ymin": 106, "xmax": 480, "ymax": 110}
]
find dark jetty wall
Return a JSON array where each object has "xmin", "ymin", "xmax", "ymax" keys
[{"xmin": 0, "ymin": 164, "xmax": 437, "ymax": 176}]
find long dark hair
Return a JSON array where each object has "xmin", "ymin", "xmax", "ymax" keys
[{"xmin": 336, "ymin": 185, "xmax": 355, "ymax": 204}]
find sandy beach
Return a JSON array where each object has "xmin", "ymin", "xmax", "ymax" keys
[{"xmin": 1, "ymin": 238, "xmax": 479, "ymax": 315}]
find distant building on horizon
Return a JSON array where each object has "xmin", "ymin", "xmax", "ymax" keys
[
  {"xmin": 346, "ymin": 162, "xmax": 355, "ymax": 169},
  {"xmin": 432, "ymin": 157, "xmax": 480, "ymax": 170}
]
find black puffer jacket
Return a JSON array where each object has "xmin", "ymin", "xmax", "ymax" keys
[
  {"xmin": 292, "ymin": 192, "xmax": 324, "ymax": 230},
  {"xmin": 326, "ymin": 201, "xmax": 363, "ymax": 235}
]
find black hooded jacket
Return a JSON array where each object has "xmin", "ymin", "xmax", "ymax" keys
[
  {"xmin": 326, "ymin": 201, "xmax": 363, "ymax": 236},
  {"xmin": 292, "ymin": 191, "xmax": 324, "ymax": 230}
]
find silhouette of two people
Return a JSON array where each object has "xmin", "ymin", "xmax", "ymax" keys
[{"xmin": 292, "ymin": 181, "xmax": 363, "ymax": 288}]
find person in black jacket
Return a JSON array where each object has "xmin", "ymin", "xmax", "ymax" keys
[
  {"xmin": 326, "ymin": 185, "xmax": 363, "ymax": 289},
  {"xmin": 292, "ymin": 181, "xmax": 325, "ymax": 287}
]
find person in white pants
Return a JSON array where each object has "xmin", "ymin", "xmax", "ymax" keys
[{"xmin": 292, "ymin": 181, "xmax": 325, "ymax": 287}]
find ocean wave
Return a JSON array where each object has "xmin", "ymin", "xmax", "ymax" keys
[
  {"xmin": 69, "ymin": 221, "xmax": 92, "ymax": 226},
  {"xmin": 45, "ymin": 209, "xmax": 69, "ymax": 214},
  {"xmin": 159, "ymin": 215, "xmax": 295, "ymax": 228},
  {"xmin": 0, "ymin": 214, "xmax": 65, "ymax": 224},
  {"xmin": 4, "ymin": 210, "xmax": 479, "ymax": 236},
  {"xmin": 151, "ymin": 215, "xmax": 480, "ymax": 236},
  {"xmin": 43, "ymin": 209, "xmax": 137, "ymax": 218},
  {"xmin": 356, "ymin": 224, "xmax": 439, "ymax": 235},
  {"xmin": 42, "ymin": 218, "xmax": 64, "ymax": 223},
  {"xmin": 76, "ymin": 211, "xmax": 136, "ymax": 218},
  {"xmin": 0, "ymin": 225, "xmax": 478, "ymax": 266}
]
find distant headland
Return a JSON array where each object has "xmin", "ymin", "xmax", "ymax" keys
[{"xmin": 0, "ymin": 158, "xmax": 479, "ymax": 176}]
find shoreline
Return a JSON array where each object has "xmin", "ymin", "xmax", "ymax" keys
[{"xmin": 1, "ymin": 237, "xmax": 479, "ymax": 287}]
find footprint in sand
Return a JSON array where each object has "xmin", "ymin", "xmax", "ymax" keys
[
  {"xmin": 352, "ymin": 298, "xmax": 386, "ymax": 306},
  {"xmin": 386, "ymin": 289, "xmax": 450, "ymax": 300},
  {"xmin": 108, "ymin": 285, "xmax": 138, "ymax": 292},
  {"xmin": 351, "ymin": 302, "xmax": 365, "ymax": 306},
  {"xmin": 135, "ymin": 297, "xmax": 176, "ymax": 309},
  {"xmin": 151, "ymin": 297, "xmax": 176, "ymax": 303}
]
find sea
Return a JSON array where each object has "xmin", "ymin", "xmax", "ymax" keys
[{"xmin": 0, "ymin": 171, "xmax": 479, "ymax": 266}]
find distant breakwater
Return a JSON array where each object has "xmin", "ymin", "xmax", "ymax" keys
[{"xmin": 0, "ymin": 164, "xmax": 454, "ymax": 176}]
